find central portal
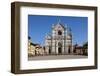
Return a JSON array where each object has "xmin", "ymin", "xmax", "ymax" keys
[
  {"xmin": 58, "ymin": 42, "xmax": 62, "ymax": 54},
  {"xmin": 58, "ymin": 47, "xmax": 62, "ymax": 54}
]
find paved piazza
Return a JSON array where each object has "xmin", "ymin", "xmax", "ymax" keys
[{"xmin": 28, "ymin": 55, "xmax": 88, "ymax": 61}]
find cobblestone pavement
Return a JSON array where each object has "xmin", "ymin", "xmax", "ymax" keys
[{"xmin": 28, "ymin": 55, "xmax": 88, "ymax": 61}]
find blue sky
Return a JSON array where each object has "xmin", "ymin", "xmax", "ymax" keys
[{"xmin": 28, "ymin": 15, "xmax": 88, "ymax": 46}]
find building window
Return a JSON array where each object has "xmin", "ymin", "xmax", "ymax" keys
[
  {"xmin": 58, "ymin": 42, "xmax": 62, "ymax": 47},
  {"xmin": 58, "ymin": 30, "xmax": 62, "ymax": 35}
]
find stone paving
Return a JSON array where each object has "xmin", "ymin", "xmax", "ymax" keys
[{"xmin": 28, "ymin": 55, "xmax": 88, "ymax": 61}]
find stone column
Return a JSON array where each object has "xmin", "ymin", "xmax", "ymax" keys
[
  {"xmin": 64, "ymin": 38, "xmax": 68, "ymax": 54},
  {"xmin": 51, "ymin": 38, "xmax": 56, "ymax": 54},
  {"xmin": 62, "ymin": 40, "xmax": 65, "ymax": 54},
  {"xmin": 56, "ymin": 41, "xmax": 58, "ymax": 54}
]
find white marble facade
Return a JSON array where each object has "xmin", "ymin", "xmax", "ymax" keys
[{"xmin": 45, "ymin": 21, "xmax": 73, "ymax": 55}]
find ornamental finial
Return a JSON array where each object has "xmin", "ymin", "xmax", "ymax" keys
[{"xmin": 57, "ymin": 17, "xmax": 61, "ymax": 24}]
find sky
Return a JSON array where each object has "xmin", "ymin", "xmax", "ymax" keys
[{"xmin": 28, "ymin": 15, "xmax": 88, "ymax": 46}]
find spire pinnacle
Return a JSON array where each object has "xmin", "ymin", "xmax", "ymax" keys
[
  {"xmin": 57, "ymin": 17, "xmax": 61, "ymax": 24},
  {"xmin": 69, "ymin": 27, "xmax": 71, "ymax": 32},
  {"xmin": 58, "ymin": 18, "xmax": 61, "ymax": 23}
]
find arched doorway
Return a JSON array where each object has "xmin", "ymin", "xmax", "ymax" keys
[
  {"xmin": 49, "ymin": 46, "xmax": 51, "ymax": 54},
  {"xmin": 68, "ymin": 48, "xmax": 70, "ymax": 53},
  {"xmin": 68, "ymin": 46, "xmax": 71, "ymax": 54},
  {"xmin": 58, "ymin": 47, "xmax": 62, "ymax": 54},
  {"xmin": 58, "ymin": 42, "xmax": 62, "ymax": 54}
]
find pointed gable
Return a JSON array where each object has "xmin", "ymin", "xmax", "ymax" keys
[
  {"xmin": 53, "ymin": 23, "xmax": 66, "ymax": 31},
  {"xmin": 52, "ymin": 18, "xmax": 66, "ymax": 31}
]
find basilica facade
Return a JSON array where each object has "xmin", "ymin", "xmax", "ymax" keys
[{"xmin": 45, "ymin": 21, "xmax": 73, "ymax": 55}]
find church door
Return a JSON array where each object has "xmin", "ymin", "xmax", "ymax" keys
[
  {"xmin": 49, "ymin": 46, "xmax": 51, "ymax": 54},
  {"xmin": 58, "ymin": 47, "xmax": 62, "ymax": 54},
  {"xmin": 58, "ymin": 42, "xmax": 62, "ymax": 54},
  {"xmin": 68, "ymin": 47, "xmax": 71, "ymax": 53},
  {"xmin": 49, "ymin": 48, "xmax": 51, "ymax": 54}
]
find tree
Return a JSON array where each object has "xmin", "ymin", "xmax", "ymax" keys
[
  {"xmin": 83, "ymin": 42, "xmax": 88, "ymax": 49},
  {"xmin": 83, "ymin": 42, "xmax": 88, "ymax": 56}
]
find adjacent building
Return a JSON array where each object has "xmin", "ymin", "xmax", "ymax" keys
[
  {"xmin": 73, "ymin": 42, "xmax": 88, "ymax": 56},
  {"xmin": 28, "ymin": 37, "xmax": 45, "ymax": 57}
]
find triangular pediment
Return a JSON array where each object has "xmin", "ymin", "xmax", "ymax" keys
[{"xmin": 53, "ymin": 23, "xmax": 66, "ymax": 30}]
